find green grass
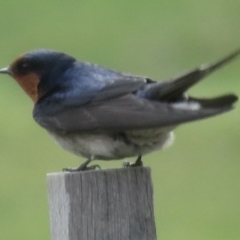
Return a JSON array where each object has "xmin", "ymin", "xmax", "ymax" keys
[{"xmin": 0, "ymin": 1, "xmax": 240, "ymax": 239}]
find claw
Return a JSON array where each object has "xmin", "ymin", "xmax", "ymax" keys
[
  {"xmin": 63, "ymin": 159, "xmax": 101, "ymax": 172},
  {"xmin": 123, "ymin": 155, "xmax": 143, "ymax": 168}
]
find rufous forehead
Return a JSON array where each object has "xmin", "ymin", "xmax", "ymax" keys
[{"xmin": 9, "ymin": 55, "xmax": 25, "ymax": 69}]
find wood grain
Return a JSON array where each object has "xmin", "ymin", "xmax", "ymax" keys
[{"xmin": 47, "ymin": 167, "xmax": 157, "ymax": 240}]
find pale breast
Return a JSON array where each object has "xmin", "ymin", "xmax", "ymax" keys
[{"xmin": 48, "ymin": 128, "xmax": 175, "ymax": 161}]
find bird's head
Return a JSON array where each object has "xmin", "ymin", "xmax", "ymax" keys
[{"xmin": 0, "ymin": 49, "xmax": 76, "ymax": 102}]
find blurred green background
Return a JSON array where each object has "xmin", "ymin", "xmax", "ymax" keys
[{"xmin": 0, "ymin": 1, "xmax": 240, "ymax": 239}]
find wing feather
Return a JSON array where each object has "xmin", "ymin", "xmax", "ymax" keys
[{"xmin": 34, "ymin": 94, "xmax": 234, "ymax": 132}]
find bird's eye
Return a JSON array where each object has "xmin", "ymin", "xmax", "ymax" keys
[{"xmin": 18, "ymin": 62, "xmax": 31, "ymax": 73}]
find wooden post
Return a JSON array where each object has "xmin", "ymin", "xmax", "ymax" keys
[{"xmin": 47, "ymin": 167, "xmax": 157, "ymax": 240}]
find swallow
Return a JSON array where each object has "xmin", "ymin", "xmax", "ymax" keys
[{"xmin": 0, "ymin": 49, "xmax": 239, "ymax": 171}]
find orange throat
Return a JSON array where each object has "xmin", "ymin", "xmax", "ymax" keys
[{"xmin": 12, "ymin": 73, "xmax": 40, "ymax": 103}]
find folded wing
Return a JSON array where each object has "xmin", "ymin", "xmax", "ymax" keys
[{"xmin": 34, "ymin": 93, "xmax": 237, "ymax": 132}]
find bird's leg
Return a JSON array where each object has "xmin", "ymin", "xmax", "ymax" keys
[
  {"xmin": 63, "ymin": 158, "xmax": 101, "ymax": 172},
  {"xmin": 134, "ymin": 155, "xmax": 143, "ymax": 166},
  {"xmin": 123, "ymin": 155, "xmax": 143, "ymax": 168}
]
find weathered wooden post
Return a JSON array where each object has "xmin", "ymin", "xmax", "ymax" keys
[{"xmin": 47, "ymin": 167, "xmax": 157, "ymax": 240}]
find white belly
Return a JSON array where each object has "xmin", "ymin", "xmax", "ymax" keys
[{"xmin": 48, "ymin": 128, "xmax": 175, "ymax": 160}]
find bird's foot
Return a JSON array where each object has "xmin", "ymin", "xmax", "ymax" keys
[
  {"xmin": 63, "ymin": 159, "xmax": 101, "ymax": 172},
  {"xmin": 123, "ymin": 156, "xmax": 143, "ymax": 168}
]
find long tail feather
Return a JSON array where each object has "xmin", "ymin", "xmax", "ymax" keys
[
  {"xmin": 188, "ymin": 94, "xmax": 238, "ymax": 109},
  {"xmin": 141, "ymin": 49, "xmax": 240, "ymax": 101}
]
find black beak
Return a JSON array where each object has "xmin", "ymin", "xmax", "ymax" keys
[{"xmin": 0, "ymin": 67, "xmax": 10, "ymax": 74}]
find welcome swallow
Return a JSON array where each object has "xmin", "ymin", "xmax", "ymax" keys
[{"xmin": 0, "ymin": 49, "xmax": 238, "ymax": 171}]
